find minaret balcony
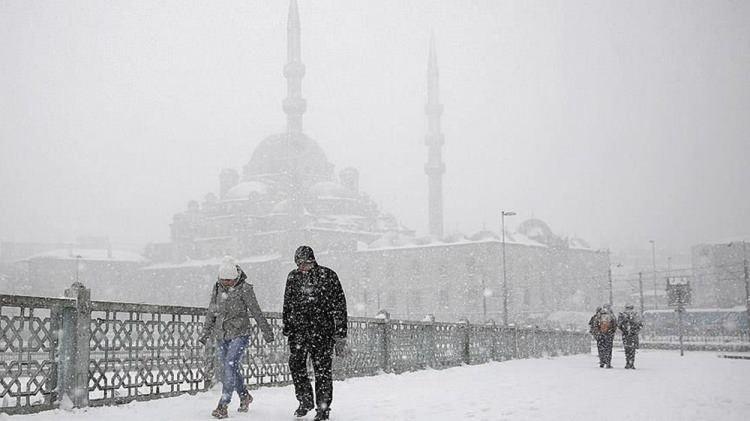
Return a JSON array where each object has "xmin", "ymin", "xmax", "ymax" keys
[
  {"xmin": 424, "ymin": 162, "xmax": 446, "ymax": 175},
  {"xmin": 424, "ymin": 103, "xmax": 444, "ymax": 115},
  {"xmin": 284, "ymin": 62, "xmax": 306, "ymax": 78},
  {"xmin": 283, "ymin": 97, "xmax": 307, "ymax": 114},
  {"xmin": 424, "ymin": 133, "xmax": 445, "ymax": 147}
]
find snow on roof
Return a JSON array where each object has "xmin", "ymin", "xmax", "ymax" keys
[
  {"xmin": 27, "ymin": 248, "xmax": 146, "ymax": 262},
  {"xmin": 698, "ymin": 236, "xmax": 750, "ymax": 246},
  {"xmin": 567, "ymin": 237, "xmax": 593, "ymax": 251},
  {"xmin": 142, "ymin": 253, "xmax": 281, "ymax": 270},
  {"xmin": 645, "ymin": 306, "xmax": 746, "ymax": 314},
  {"xmin": 504, "ymin": 231, "xmax": 547, "ymax": 247},
  {"xmin": 362, "ymin": 229, "xmax": 555, "ymax": 252}
]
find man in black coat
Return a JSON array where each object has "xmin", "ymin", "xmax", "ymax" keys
[
  {"xmin": 283, "ymin": 246, "xmax": 347, "ymax": 421},
  {"xmin": 618, "ymin": 304, "xmax": 644, "ymax": 369}
]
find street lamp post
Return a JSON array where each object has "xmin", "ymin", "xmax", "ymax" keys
[
  {"xmin": 650, "ymin": 240, "xmax": 657, "ymax": 310},
  {"xmin": 608, "ymin": 267, "xmax": 613, "ymax": 306},
  {"xmin": 481, "ymin": 276, "xmax": 487, "ymax": 321},
  {"xmin": 501, "ymin": 210, "xmax": 516, "ymax": 325},
  {"xmin": 744, "ymin": 242, "xmax": 749, "ymax": 332},
  {"xmin": 743, "ymin": 242, "xmax": 749, "ymax": 331},
  {"xmin": 730, "ymin": 241, "xmax": 749, "ymax": 333},
  {"xmin": 75, "ymin": 255, "xmax": 82, "ymax": 284},
  {"xmin": 606, "ymin": 249, "xmax": 613, "ymax": 306}
]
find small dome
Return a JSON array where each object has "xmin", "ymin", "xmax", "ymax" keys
[
  {"xmin": 368, "ymin": 232, "xmax": 416, "ymax": 249},
  {"xmin": 517, "ymin": 219, "xmax": 563, "ymax": 247},
  {"xmin": 470, "ymin": 230, "xmax": 500, "ymax": 241},
  {"xmin": 309, "ymin": 181, "xmax": 351, "ymax": 198},
  {"xmin": 442, "ymin": 233, "xmax": 468, "ymax": 243},
  {"xmin": 225, "ymin": 181, "xmax": 268, "ymax": 200},
  {"xmin": 271, "ymin": 199, "xmax": 292, "ymax": 214}
]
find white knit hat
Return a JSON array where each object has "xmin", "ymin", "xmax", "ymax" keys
[{"xmin": 218, "ymin": 256, "xmax": 239, "ymax": 280}]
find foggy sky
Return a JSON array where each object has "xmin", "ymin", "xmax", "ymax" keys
[{"xmin": 1, "ymin": 0, "xmax": 748, "ymax": 255}]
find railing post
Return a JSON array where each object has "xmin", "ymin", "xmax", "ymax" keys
[
  {"xmin": 59, "ymin": 282, "xmax": 91, "ymax": 408},
  {"xmin": 458, "ymin": 319, "xmax": 470, "ymax": 364},
  {"xmin": 486, "ymin": 320, "xmax": 498, "ymax": 361},
  {"xmin": 376, "ymin": 310, "xmax": 391, "ymax": 373},
  {"xmin": 48, "ymin": 303, "xmax": 64, "ymax": 407},
  {"xmin": 423, "ymin": 315, "xmax": 436, "ymax": 368}
]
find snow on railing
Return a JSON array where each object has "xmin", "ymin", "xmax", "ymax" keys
[{"xmin": 0, "ymin": 284, "xmax": 589, "ymax": 415}]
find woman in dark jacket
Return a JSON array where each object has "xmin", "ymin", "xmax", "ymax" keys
[{"xmin": 199, "ymin": 256, "xmax": 274, "ymax": 419}]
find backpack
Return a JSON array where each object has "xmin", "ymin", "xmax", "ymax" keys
[{"xmin": 599, "ymin": 313, "xmax": 612, "ymax": 333}]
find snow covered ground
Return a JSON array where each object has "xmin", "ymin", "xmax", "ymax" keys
[{"xmin": 4, "ymin": 349, "xmax": 749, "ymax": 421}]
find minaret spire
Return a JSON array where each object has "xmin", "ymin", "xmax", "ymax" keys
[
  {"xmin": 283, "ymin": 0, "xmax": 306, "ymax": 133},
  {"xmin": 425, "ymin": 33, "xmax": 445, "ymax": 238}
]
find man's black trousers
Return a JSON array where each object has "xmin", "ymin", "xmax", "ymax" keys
[
  {"xmin": 624, "ymin": 344, "xmax": 636, "ymax": 366},
  {"xmin": 596, "ymin": 334, "xmax": 614, "ymax": 365},
  {"xmin": 288, "ymin": 334, "xmax": 335, "ymax": 410}
]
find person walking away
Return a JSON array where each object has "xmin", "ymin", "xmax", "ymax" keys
[
  {"xmin": 199, "ymin": 256, "xmax": 275, "ymax": 419},
  {"xmin": 589, "ymin": 305, "xmax": 618, "ymax": 368},
  {"xmin": 589, "ymin": 307, "xmax": 605, "ymax": 367},
  {"xmin": 283, "ymin": 246, "xmax": 348, "ymax": 421},
  {"xmin": 618, "ymin": 304, "xmax": 644, "ymax": 369}
]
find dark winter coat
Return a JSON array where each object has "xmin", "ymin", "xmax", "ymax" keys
[
  {"xmin": 282, "ymin": 263, "xmax": 347, "ymax": 341},
  {"xmin": 618, "ymin": 309, "xmax": 644, "ymax": 347},
  {"xmin": 200, "ymin": 267, "xmax": 273, "ymax": 342},
  {"xmin": 589, "ymin": 310, "xmax": 618, "ymax": 338}
]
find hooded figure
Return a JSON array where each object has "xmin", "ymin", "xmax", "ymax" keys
[
  {"xmin": 618, "ymin": 304, "xmax": 644, "ymax": 369},
  {"xmin": 283, "ymin": 246, "xmax": 347, "ymax": 421},
  {"xmin": 589, "ymin": 304, "xmax": 618, "ymax": 368},
  {"xmin": 199, "ymin": 256, "xmax": 274, "ymax": 419}
]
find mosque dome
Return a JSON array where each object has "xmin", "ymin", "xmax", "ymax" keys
[
  {"xmin": 309, "ymin": 181, "xmax": 353, "ymax": 199},
  {"xmin": 244, "ymin": 132, "xmax": 333, "ymax": 183}
]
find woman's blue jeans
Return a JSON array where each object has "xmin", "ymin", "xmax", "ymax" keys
[{"xmin": 218, "ymin": 335, "xmax": 249, "ymax": 405}]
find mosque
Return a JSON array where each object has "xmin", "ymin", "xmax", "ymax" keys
[{"xmin": 139, "ymin": 0, "xmax": 610, "ymax": 325}]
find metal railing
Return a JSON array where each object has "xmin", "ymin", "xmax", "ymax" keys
[{"xmin": 0, "ymin": 283, "xmax": 590, "ymax": 414}]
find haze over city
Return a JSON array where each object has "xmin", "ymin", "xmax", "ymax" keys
[{"xmin": 1, "ymin": 0, "xmax": 748, "ymax": 256}]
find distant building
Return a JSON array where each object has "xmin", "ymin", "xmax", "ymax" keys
[
  {"xmin": 1, "ymin": 241, "xmax": 73, "ymax": 264},
  {"xmin": 691, "ymin": 240, "xmax": 749, "ymax": 309},
  {"xmin": 134, "ymin": 1, "xmax": 610, "ymax": 325},
  {"xmin": 22, "ymin": 236, "xmax": 146, "ymax": 300}
]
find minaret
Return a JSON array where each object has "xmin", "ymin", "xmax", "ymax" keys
[
  {"xmin": 283, "ymin": 0, "xmax": 306, "ymax": 134},
  {"xmin": 425, "ymin": 34, "xmax": 445, "ymax": 238}
]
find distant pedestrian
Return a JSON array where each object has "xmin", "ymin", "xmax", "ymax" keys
[
  {"xmin": 283, "ymin": 245, "xmax": 348, "ymax": 421},
  {"xmin": 589, "ymin": 304, "xmax": 618, "ymax": 368},
  {"xmin": 199, "ymin": 256, "xmax": 275, "ymax": 419},
  {"xmin": 618, "ymin": 304, "xmax": 644, "ymax": 369}
]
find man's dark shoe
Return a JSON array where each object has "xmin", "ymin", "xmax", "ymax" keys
[
  {"xmin": 212, "ymin": 403, "xmax": 228, "ymax": 419},
  {"xmin": 238, "ymin": 392, "xmax": 253, "ymax": 412},
  {"xmin": 599, "ymin": 363, "xmax": 604, "ymax": 368},
  {"xmin": 294, "ymin": 402, "xmax": 314, "ymax": 418},
  {"xmin": 314, "ymin": 408, "xmax": 330, "ymax": 421},
  {"xmin": 606, "ymin": 364, "xmax": 613, "ymax": 368}
]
